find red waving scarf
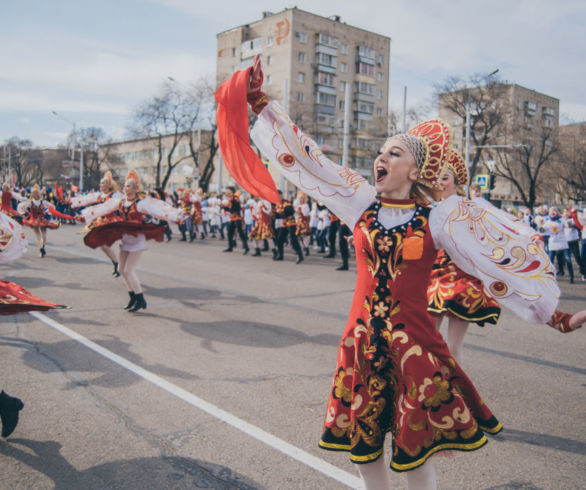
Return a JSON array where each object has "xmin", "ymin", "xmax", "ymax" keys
[{"xmin": 215, "ymin": 69, "xmax": 280, "ymax": 204}]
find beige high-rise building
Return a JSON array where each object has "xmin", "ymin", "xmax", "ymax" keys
[
  {"xmin": 217, "ymin": 7, "xmax": 390, "ymax": 193},
  {"xmin": 439, "ymin": 84, "xmax": 559, "ymax": 204}
]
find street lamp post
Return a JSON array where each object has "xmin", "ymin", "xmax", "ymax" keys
[
  {"xmin": 464, "ymin": 69, "xmax": 499, "ymax": 170},
  {"xmin": 52, "ymin": 111, "xmax": 84, "ymax": 191}
]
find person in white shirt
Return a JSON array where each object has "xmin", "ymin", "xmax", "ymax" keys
[{"xmin": 546, "ymin": 207, "xmax": 573, "ymax": 283}]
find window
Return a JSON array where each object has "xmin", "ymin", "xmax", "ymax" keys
[
  {"xmin": 232, "ymin": 47, "xmax": 236, "ymax": 57},
  {"xmin": 357, "ymin": 45, "xmax": 375, "ymax": 59},
  {"xmin": 319, "ymin": 33, "xmax": 332, "ymax": 46},
  {"xmin": 341, "ymin": 44, "xmax": 348, "ymax": 54},
  {"xmin": 267, "ymin": 36, "xmax": 273, "ymax": 46},
  {"xmin": 298, "ymin": 32, "xmax": 307, "ymax": 43},
  {"xmin": 340, "ymin": 81, "xmax": 346, "ymax": 92},
  {"xmin": 298, "ymin": 52, "xmax": 306, "ymax": 63},
  {"xmin": 266, "ymin": 75, "xmax": 272, "ymax": 85},
  {"xmin": 297, "ymin": 92, "xmax": 304, "ymax": 103},
  {"xmin": 341, "ymin": 62, "xmax": 347, "ymax": 73},
  {"xmin": 338, "ymin": 138, "xmax": 343, "ymax": 149},
  {"xmin": 357, "ymin": 62, "xmax": 375, "ymax": 76},
  {"xmin": 357, "ymin": 119, "xmax": 367, "ymax": 130},
  {"xmin": 377, "ymin": 72, "xmax": 383, "ymax": 81},
  {"xmin": 339, "ymin": 100, "xmax": 345, "ymax": 110},
  {"xmin": 316, "ymin": 135, "xmax": 325, "ymax": 145},
  {"xmin": 298, "ymin": 72, "xmax": 305, "ymax": 83},
  {"xmin": 378, "ymin": 54, "xmax": 383, "ymax": 65},
  {"xmin": 316, "ymin": 52, "xmax": 336, "ymax": 68},
  {"xmin": 317, "ymin": 72, "xmax": 335, "ymax": 86},
  {"xmin": 377, "ymin": 90, "xmax": 383, "ymax": 99},
  {"xmin": 267, "ymin": 55, "xmax": 272, "ymax": 66},
  {"xmin": 354, "ymin": 81, "xmax": 375, "ymax": 95},
  {"xmin": 358, "ymin": 102, "xmax": 374, "ymax": 114},
  {"xmin": 376, "ymin": 108, "xmax": 382, "ymax": 116},
  {"xmin": 317, "ymin": 92, "xmax": 336, "ymax": 106}
]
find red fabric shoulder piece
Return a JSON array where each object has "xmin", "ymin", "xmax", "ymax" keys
[{"xmin": 215, "ymin": 69, "xmax": 281, "ymax": 204}]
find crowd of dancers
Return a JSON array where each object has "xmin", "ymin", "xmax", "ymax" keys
[{"xmin": 1, "ymin": 55, "xmax": 585, "ymax": 489}]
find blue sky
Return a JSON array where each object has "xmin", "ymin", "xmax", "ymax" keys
[{"xmin": 1, "ymin": 0, "xmax": 585, "ymax": 147}]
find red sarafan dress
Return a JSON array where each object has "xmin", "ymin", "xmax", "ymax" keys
[
  {"xmin": 318, "ymin": 200, "xmax": 501, "ymax": 471},
  {"xmin": 0, "ymin": 190, "xmax": 23, "ymax": 219},
  {"xmin": 20, "ymin": 199, "xmax": 74, "ymax": 229},
  {"xmin": 427, "ymin": 249, "xmax": 501, "ymax": 326},
  {"xmin": 0, "ymin": 211, "xmax": 64, "ymax": 314},
  {"xmin": 249, "ymin": 200, "xmax": 274, "ymax": 240},
  {"xmin": 81, "ymin": 195, "xmax": 182, "ymax": 249}
]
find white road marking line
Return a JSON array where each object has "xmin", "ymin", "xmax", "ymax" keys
[{"xmin": 29, "ymin": 311, "xmax": 363, "ymax": 489}]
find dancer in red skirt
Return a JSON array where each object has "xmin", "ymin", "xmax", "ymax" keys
[
  {"xmin": 80, "ymin": 170, "xmax": 184, "ymax": 312},
  {"xmin": 427, "ymin": 151, "xmax": 501, "ymax": 364},
  {"xmin": 17, "ymin": 185, "xmax": 78, "ymax": 257},
  {"xmin": 249, "ymin": 195, "xmax": 274, "ymax": 256},
  {"xmin": 0, "ymin": 183, "xmax": 26, "ymax": 220},
  {"xmin": 70, "ymin": 171, "xmax": 122, "ymax": 277},
  {"xmin": 215, "ymin": 56, "xmax": 586, "ymax": 489},
  {"xmin": 295, "ymin": 191, "xmax": 311, "ymax": 256}
]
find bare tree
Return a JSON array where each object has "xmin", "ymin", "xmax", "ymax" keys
[
  {"xmin": 434, "ymin": 74, "xmax": 508, "ymax": 178},
  {"xmin": 1, "ymin": 138, "xmax": 41, "ymax": 187},
  {"xmin": 490, "ymin": 126, "xmax": 559, "ymax": 212},
  {"xmin": 548, "ymin": 129, "xmax": 586, "ymax": 204}
]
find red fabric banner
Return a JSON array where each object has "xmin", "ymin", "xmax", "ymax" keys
[{"xmin": 215, "ymin": 69, "xmax": 280, "ymax": 204}]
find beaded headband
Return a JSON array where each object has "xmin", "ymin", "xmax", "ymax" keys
[{"xmin": 393, "ymin": 119, "xmax": 452, "ymax": 190}]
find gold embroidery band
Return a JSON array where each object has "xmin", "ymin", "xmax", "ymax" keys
[
  {"xmin": 380, "ymin": 202, "xmax": 416, "ymax": 209},
  {"xmin": 318, "ymin": 441, "xmax": 384, "ymax": 463},
  {"xmin": 391, "ymin": 435, "xmax": 488, "ymax": 472}
]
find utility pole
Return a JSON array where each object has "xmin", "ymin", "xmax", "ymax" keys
[{"xmin": 342, "ymin": 82, "xmax": 351, "ymax": 167}]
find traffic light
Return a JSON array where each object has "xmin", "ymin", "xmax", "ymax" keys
[{"xmin": 489, "ymin": 175, "xmax": 496, "ymax": 190}]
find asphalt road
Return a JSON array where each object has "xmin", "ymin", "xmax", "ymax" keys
[{"xmin": 1, "ymin": 223, "xmax": 584, "ymax": 489}]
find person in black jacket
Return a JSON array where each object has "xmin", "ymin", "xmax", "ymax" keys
[
  {"xmin": 222, "ymin": 187, "xmax": 249, "ymax": 254},
  {"xmin": 273, "ymin": 197, "xmax": 304, "ymax": 264}
]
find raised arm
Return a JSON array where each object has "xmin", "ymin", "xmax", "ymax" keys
[
  {"xmin": 81, "ymin": 198, "xmax": 121, "ymax": 225},
  {"xmin": 70, "ymin": 191, "xmax": 101, "ymax": 209},
  {"xmin": 248, "ymin": 57, "xmax": 376, "ymax": 229},
  {"xmin": 136, "ymin": 197, "xmax": 182, "ymax": 223}
]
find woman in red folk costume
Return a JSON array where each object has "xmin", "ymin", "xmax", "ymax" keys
[
  {"xmin": 249, "ymin": 195, "xmax": 274, "ymax": 256},
  {"xmin": 0, "ymin": 211, "xmax": 66, "ymax": 438},
  {"xmin": 427, "ymin": 151, "xmax": 501, "ymax": 364},
  {"xmin": 215, "ymin": 56, "xmax": 586, "ymax": 489},
  {"xmin": 295, "ymin": 191, "xmax": 311, "ymax": 256},
  {"xmin": 0, "ymin": 183, "xmax": 26, "ymax": 220},
  {"xmin": 70, "ymin": 171, "xmax": 122, "ymax": 277},
  {"xmin": 18, "ymin": 185, "xmax": 78, "ymax": 258},
  {"xmin": 81, "ymin": 170, "xmax": 184, "ymax": 312}
]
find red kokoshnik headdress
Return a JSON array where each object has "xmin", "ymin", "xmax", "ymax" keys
[
  {"xmin": 125, "ymin": 169, "xmax": 141, "ymax": 192},
  {"xmin": 445, "ymin": 148, "xmax": 469, "ymax": 186},
  {"xmin": 395, "ymin": 119, "xmax": 452, "ymax": 191}
]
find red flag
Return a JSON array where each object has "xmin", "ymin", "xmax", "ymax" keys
[{"xmin": 215, "ymin": 68, "xmax": 280, "ymax": 204}]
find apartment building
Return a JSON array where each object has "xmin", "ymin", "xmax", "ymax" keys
[
  {"xmin": 439, "ymin": 84, "xmax": 559, "ymax": 204},
  {"xmin": 99, "ymin": 131, "xmax": 212, "ymax": 191},
  {"xmin": 217, "ymin": 7, "xmax": 390, "ymax": 192}
]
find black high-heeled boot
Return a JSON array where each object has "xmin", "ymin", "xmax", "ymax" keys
[
  {"xmin": 124, "ymin": 291, "xmax": 136, "ymax": 310},
  {"xmin": 112, "ymin": 261, "xmax": 120, "ymax": 277},
  {"xmin": 128, "ymin": 293, "xmax": 147, "ymax": 312},
  {"xmin": 0, "ymin": 390, "xmax": 24, "ymax": 438},
  {"xmin": 39, "ymin": 247, "xmax": 46, "ymax": 258}
]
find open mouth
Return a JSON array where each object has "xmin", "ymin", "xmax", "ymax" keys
[{"xmin": 375, "ymin": 167, "xmax": 388, "ymax": 182}]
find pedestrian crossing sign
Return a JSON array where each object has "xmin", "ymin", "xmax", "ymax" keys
[{"xmin": 475, "ymin": 174, "xmax": 489, "ymax": 190}]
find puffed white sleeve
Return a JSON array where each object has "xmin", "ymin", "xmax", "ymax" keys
[
  {"xmin": 81, "ymin": 198, "xmax": 121, "ymax": 225},
  {"xmin": 250, "ymin": 101, "xmax": 377, "ymax": 229},
  {"xmin": 3, "ymin": 192, "xmax": 26, "ymax": 202},
  {"xmin": 429, "ymin": 195, "xmax": 559, "ymax": 324},
  {"xmin": 137, "ymin": 197, "xmax": 182, "ymax": 223},
  {"xmin": 70, "ymin": 191, "xmax": 100, "ymax": 209},
  {"xmin": 17, "ymin": 200, "xmax": 31, "ymax": 214}
]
